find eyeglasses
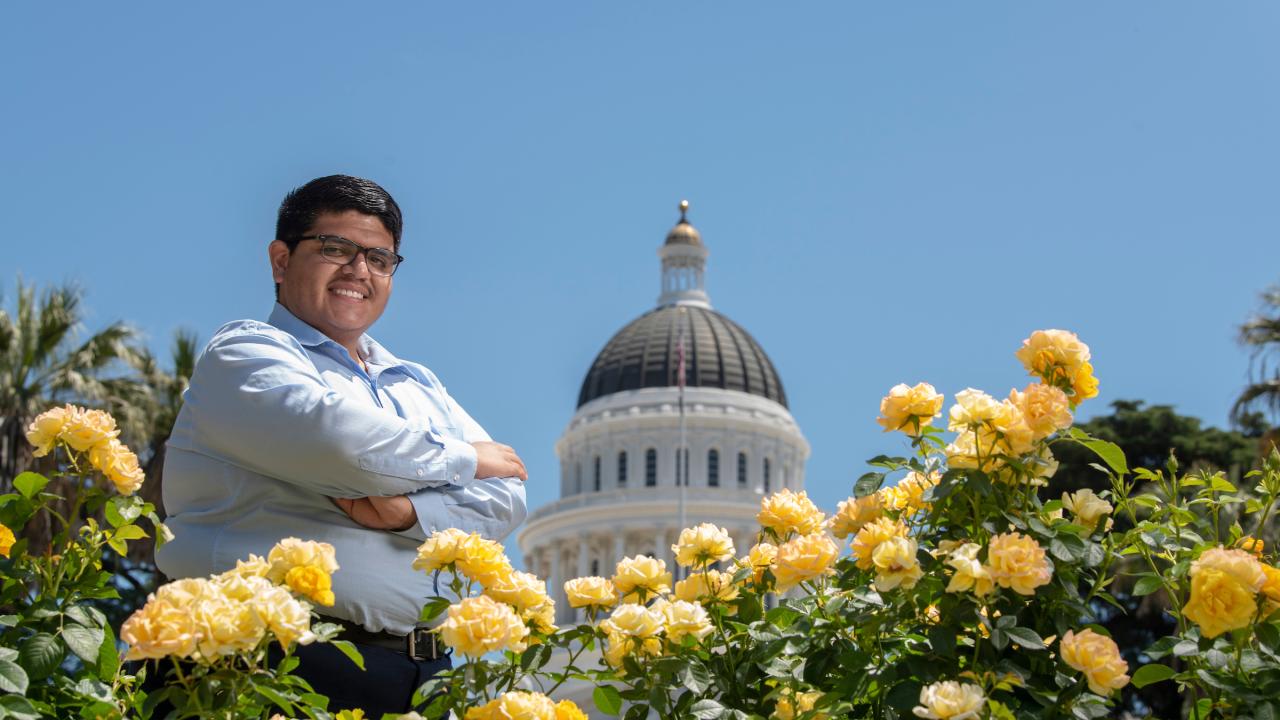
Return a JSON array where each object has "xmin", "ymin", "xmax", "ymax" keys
[{"xmin": 288, "ymin": 235, "xmax": 405, "ymax": 277}]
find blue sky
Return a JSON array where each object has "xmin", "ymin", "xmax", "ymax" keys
[{"xmin": 3, "ymin": 3, "xmax": 1278, "ymax": 545}]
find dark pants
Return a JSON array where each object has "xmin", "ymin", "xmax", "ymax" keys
[
  {"xmin": 135, "ymin": 641, "xmax": 450, "ymax": 718},
  {"xmin": 272, "ymin": 640, "xmax": 452, "ymax": 718}
]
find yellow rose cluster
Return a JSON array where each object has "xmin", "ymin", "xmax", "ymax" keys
[
  {"xmin": 880, "ymin": 471, "xmax": 939, "ymax": 518},
  {"xmin": 1060, "ymin": 629, "xmax": 1130, "ymax": 695},
  {"xmin": 1182, "ymin": 546, "xmax": 1269, "ymax": 638},
  {"xmin": 265, "ymin": 538, "xmax": 340, "ymax": 606},
  {"xmin": 25, "ymin": 404, "xmax": 145, "ymax": 495},
  {"xmin": 876, "ymin": 382, "xmax": 945, "ymax": 436},
  {"xmin": 849, "ymin": 517, "xmax": 919, "ymax": 592},
  {"xmin": 464, "ymin": 691, "xmax": 586, "ymax": 720},
  {"xmin": 414, "ymin": 528, "xmax": 556, "ymax": 652},
  {"xmin": 122, "ymin": 539, "xmax": 329, "ymax": 662},
  {"xmin": 1015, "ymin": 329, "xmax": 1099, "ymax": 405}
]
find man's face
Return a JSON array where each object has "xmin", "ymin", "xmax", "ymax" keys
[{"xmin": 269, "ymin": 210, "xmax": 395, "ymax": 349}]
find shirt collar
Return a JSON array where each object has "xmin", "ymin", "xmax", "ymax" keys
[{"xmin": 267, "ymin": 303, "xmax": 407, "ymax": 371}]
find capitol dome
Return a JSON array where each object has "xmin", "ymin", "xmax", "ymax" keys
[
  {"xmin": 519, "ymin": 202, "xmax": 810, "ymax": 642},
  {"xmin": 577, "ymin": 304, "xmax": 788, "ymax": 409}
]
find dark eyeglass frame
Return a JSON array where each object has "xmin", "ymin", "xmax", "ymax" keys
[{"xmin": 285, "ymin": 235, "xmax": 405, "ymax": 277}]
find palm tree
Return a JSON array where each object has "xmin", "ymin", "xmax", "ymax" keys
[
  {"xmin": 0, "ymin": 279, "xmax": 150, "ymax": 485},
  {"xmin": 1233, "ymin": 284, "xmax": 1280, "ymax": 429}
]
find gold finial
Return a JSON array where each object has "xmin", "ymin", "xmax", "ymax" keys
[{"xmin": 679, "ymin": 199, "xmax": 690, "ymax": 222}]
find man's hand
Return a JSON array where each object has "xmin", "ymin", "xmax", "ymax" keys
[
  {"xmin": 333, "ymin": 495, "xmax": 417, "ymax": 531},
  {"xmin": 473, "ymin": 441, "xmax": 527, "ymax": 481}
]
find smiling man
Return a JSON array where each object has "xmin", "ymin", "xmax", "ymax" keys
[{"xmin": 156, "ymin": 175, "xmax": 528, "ymax": 715}]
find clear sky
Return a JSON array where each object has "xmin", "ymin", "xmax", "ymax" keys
[{"xmin": 3, "ymin": 3, "xmax": 1278, "ymax": 554}]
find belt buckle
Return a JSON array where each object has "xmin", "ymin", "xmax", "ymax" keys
[{"xmin": 406, "ymin": 627, "xmax": 438, "ymax": 660}]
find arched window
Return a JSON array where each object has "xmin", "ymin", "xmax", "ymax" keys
[
  {"xmin": 737, "ymin": 452, "xmax": 748, "ymax": 487},
  {"xmin": 763, "ymin": 458, "xmax": 771, "ymax": 494},
  {"xmin": 591, "ymin": 559, "xmax": 599, "ymax": 576},
  {"xmin": 645, "ymin": 448, "xmax": 657, "ymax": 487},
  {"xmin": 707, "ymin": 449, "xmax": 720, "ymax": 487},
  {"xmin": 617, "ymin": 451, "xmax": 628, "ymax": 487},
  {"xmin": 592, "ymin": 456, "xmax": 601, "ymax": 492},
  {"xmin": 575, "ymin": 463, "xmax": 582, "ymax": 494}
]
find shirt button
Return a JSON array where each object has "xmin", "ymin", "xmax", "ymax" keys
[{"xmin": 416, "ymin": 468, "xmax": 424, "ymax": 477}]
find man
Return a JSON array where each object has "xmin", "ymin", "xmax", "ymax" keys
[{"xmin": 156, "ymin": 175, "xmax": 528, "ymax": 716}]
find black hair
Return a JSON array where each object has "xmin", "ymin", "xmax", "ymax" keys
[{"xmin": 273, "ymin": 174, "xmax": 403, "ymax": 298}]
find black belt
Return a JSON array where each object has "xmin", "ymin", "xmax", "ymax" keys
[{"xmin": 323, "ymin": 616, "xmax": 447, "ymax": 661}]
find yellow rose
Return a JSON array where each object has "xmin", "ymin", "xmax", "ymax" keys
[
  {"xmin": 24, "ymin": 405, "xmax": 72, "ymax": 457},
  {"xmin": 602, "ymin": 628, "xmax": 662, "ymax": 669},
  {"xmin": 0, "ymin": 523, "xmax": 14, "ymax": 559},
  {"xmin": 253, "ymin": 583, "xmax": 316, "ymax": 648},
  {"xmin": 876, "ymin": 382, "xmax": 944, "ymax": 436},
  {"xmin": 60, "ymin": 406, "xmax": 120, "ymax": 453},
  {"xmin": 943, "ymin": 429, "xmax": 1005, "ymax": 473},
  {"xmin": 912, "ymin": 680, "xmax": 985, "ymax": 720},
  {"xmin": 612, "ymin": 555, "xmax": 672, "ymax": 602},
  {"xmin": 774, "ymin": 532, "xmax": 839, "ymax": 592},
  {"xmin": 438, "ymin": 595, "xmax": 529, "ymax": 657},
  {"xmin": 851, "ymin": 517, "xmax": 910, "ymax": 571},
  {"xmin": 211, "ymin": 570, "xmax": 269, "ymax": 602},
  {"xmin": 986, "ymin": 532, "xmax": 1052, "ymax": 595},
  {"xmin": 266, "ymin": 538, "xmax": 340, "ymax": 584},
  {"xmin": 757, "ymin": 489, "xmax": 825, "ymax": 538},
  {"xmin": 121, "ymin": 584, "xmax": 202, "ymax": 660},
  {"xmin": 880, "ymin": 471, "xmax": 939, "ymax": 518},
  {"xmin": 1193, "ymin": 547, "xmax": 1266, "ymax": 591},
  {"xmin": 1061, "ymin": 489, "xmax": 1113, "ymax": 532},
  {"xmin": 228, "ymin": 553, "xmax": 271, "ymax": 578},
  {"xmin": 774, "ymin": 690, "xmax": 824, "ymax": 720},
  {"xmin": 872, "ymin": 536, "xmax": 923, "ymax": 592},
  {"xmin": 660, "ymin": 599, "xmax": 713, "ymax": 643},
  {"xmin": 1010, "ymin": 383, "xmax": 1073, "ymax": 440},
  {"xmin": 1183, "ymin": 567, "xmax": 1259, "ymax": 638},
  {"xmin": 1071, "ymin": 362, "xmax": 1100, "ymax": 403},
  {"xmin": 88, "ymin": 439, "xmax": 146, "ymax": 495},
  {"xmin": 601, "ymin": 603, "xmax": 664, "ymax": 640},
  {"xmin": 564, "ymin": 576, "xmax": 619, "ymax": 609},
  {"xmin": 285, "ymin": 564, "xmax": 336, "ymax": 606},
  {"xmin": 1237, "ymin": 536, "xmax": 1265, "ymax": 557},
  {"xmin": 411, "ymin": 527, "xmax": 472, "ymax": 572},
  {"xmin": 829, "ymin": 494, "xmax": 883, "ymax": 538},
  {"xmin": 944, "ymin": 543, "xmax": 994, "ymax": 598},
  {"xmin": 740, "ymin": 542, "xmax": 778, "ymax": 585},
  {"xmin": 485, "ymin": 570, "xmax": 549, "ymax": 612},
  {"xmin": 1261, "ymin": 564, "xmax": 1280, "ymax": 604},
  {"xmin": 1015, "ymin": 329, "xmax": 1092, "ymax": 388},
  {"xmin": 675, "ymin": 569, "xmax": 740, "ymax": 604},
  {"xmin": 465, "ymin": 691, "xmax": 557, "ymax": 720},
  {"xmin": 1060, "ymin": 629, "xmax": 1130, "ymax": 695},
  {"xmin": 191, "ymin": 587, "xmax": 266, "ymax": 659},
  {"xmin": 457, "ymin": 535, "xmax": 514, "ymax": 588},
  {"xmin": 555, "ymin": 700, "xmax": 589, "ymax": 720},
  {"xmin": 672, "ymin": 523, "xmax": 736, "ymax": 568},
  {"xmin": 947, "ymin": 389, "xmax": 1003, "ymax": 431},
  {"xmin": 523, "ymin": 601, "xmax": 557, "ymax": 636}
]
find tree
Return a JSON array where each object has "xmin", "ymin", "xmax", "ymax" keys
[
  {"xmin": 1233, "ymin": 283, "xmax": 1280, "ymax": 428},
  {"xmin": 0, "ymin": 279, "xmax": 147, "ymax": 485}
]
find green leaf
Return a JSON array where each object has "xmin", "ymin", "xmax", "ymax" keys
[
  {"xmin": 62, "ymin": 625, "xmax": 104, "ymax": 664},
  {"xmin": 0, "ymin": 695, "xmax": 40, "ymax": 720},
  {"xmin": 593, "ymin": 685, "xmax": 623, "ymax": 716},
  {"xmin": 110, "ymin": 524, "xmax": 148, "ymax": 543},
  {"xmin": 1172, "ymin": 639, "xmax": 1200, "ymax": 657},
  {"xmin": 689, "ymin": 699, "xmax": 726, "ymax": 720},
  {"xmin": 65, "ymin": 604, "xmax": 105, "ymax": 629},
  {"xmin": 1006, "ymin": 626, "xmax": 1046, "ymax": 650},
  {"xmin": 1132, "ymin": 575, "xmax": 1164, "ymax": 597},
  {"xmin": 96, "ymin": 623, "xmax": 119, "ymax": 679},
  {"xmin": 17, "ymin": 633, "xmax": 62, "ymax": 680},
  {"xmin": 1081, "ymin": 440, "xmax": 1128, "ymax": 476},
  {"xmin": 678, "ymin": 662, "xmax": 711, "ymax": 694},
  {"xmin": 254, "ymin": 684, "xmax": 294, "ymax": 711},
  {"xmin": 329, "ymin": 639, "xmax": 365, "ymax": 671},
  {"xmin": 0, "ymin": 616, "xmax": 17, "ymax": 628},
  {"xmin": 0, "ymin": 658, "xmax": 30, "ymax": 694},
  {"xmin": 1131, "ymin": 663, "xmax": 1176, "ymax": 688},
  {"xmin": 418, "ymin": 596, "xmax": 452, "ymax": 623},
  {"xmin": 987, "ymin": 700, "xmax": 1017, "ymax": 720},
  {"xmin": 13, "ymin": 473, "xmax": 48, "ymax": 499},
  {"xmin": 853, "ymin": 472, "xmax": 885, "ymax": 498},
  {"xmin": 1049, "ymin": 533, "xmax": 1086, "ymax": 562}
]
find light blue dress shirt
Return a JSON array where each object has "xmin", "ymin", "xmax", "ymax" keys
[{"xmin": 156, "ymin": 303, "xmax": 527, "ymax": 634}]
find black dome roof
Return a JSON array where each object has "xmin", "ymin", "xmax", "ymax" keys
[{"xmin": 577, "ymin": 305, "xmax": 788, "ymax": 409}]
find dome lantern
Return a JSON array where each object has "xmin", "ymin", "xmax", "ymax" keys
[{"xmin": 658, "ymin": 200, "xmax": 710, "ymax": 308}]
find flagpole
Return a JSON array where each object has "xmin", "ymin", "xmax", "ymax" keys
[{"xmin": 677, "ymin": 306, "xmax": 688, "ymax": 569}]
